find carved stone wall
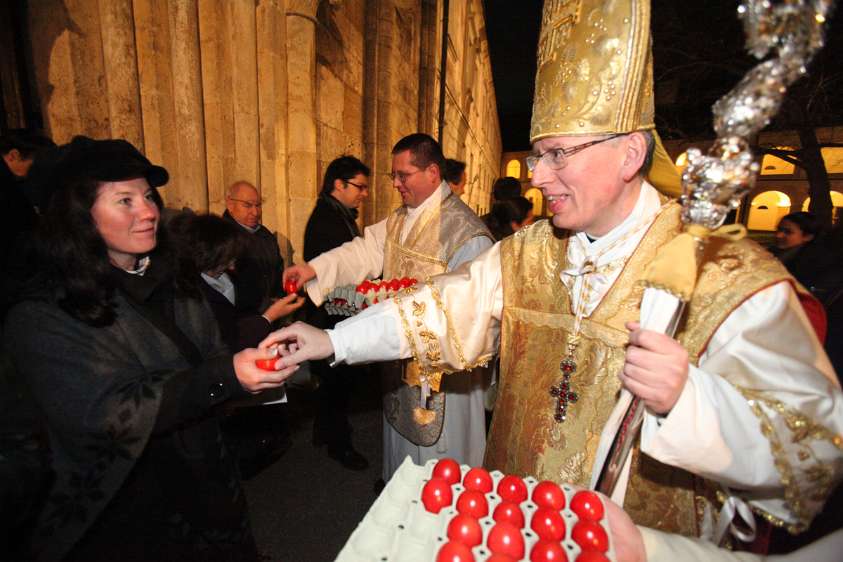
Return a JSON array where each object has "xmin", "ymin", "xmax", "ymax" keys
[{"xmin": 18, "ymin": 0, "xmax": 500, "ymax": 262}]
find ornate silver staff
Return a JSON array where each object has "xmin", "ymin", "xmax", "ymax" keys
[{"xmin": 595, "ymin": 0, "xmax": 834, "ymax": 498}]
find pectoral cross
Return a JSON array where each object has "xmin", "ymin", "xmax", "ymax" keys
[{"xmin": 549, "ymin": 357, "xmax": 578, "ymax": 422}]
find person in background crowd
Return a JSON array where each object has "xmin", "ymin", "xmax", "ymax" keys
[
  {"xmin": 303, "ymin": 155, "xmax": 372, "ymax": 471},
  {"xmin": 224, "ymin": 180, "xmax": 285, "ymax": 316},
  {"xmin": 484, "ymin": 196, "xmax": 534, "ymax": 241},
  {"xmin": 3, "ymin": 137, "xmax": 292, "ymax": 560},
  {"xmin": 284, "ymin": 133, "xmax": 493, "ymax": 487},
  {"xmin": 444, "ymin": 158, "xmax": 467, "ymax": 197},
  {"xmin": 168, "ymin": 211, "xmax": 305, "ymax": 478}
]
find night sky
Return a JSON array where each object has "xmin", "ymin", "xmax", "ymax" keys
[{"xmin": 483, "ymin": 1, "xmax": 843, "ymax": 152}]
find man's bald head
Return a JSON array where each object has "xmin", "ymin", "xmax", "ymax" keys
[{"xmin": 226, "ymin": 180, "xmax": 262, "ymax": 229}]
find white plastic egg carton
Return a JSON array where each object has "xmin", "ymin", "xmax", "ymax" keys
[{"xmin": 335, "ymin": 457, "xmax": 615, "ymax": 562}]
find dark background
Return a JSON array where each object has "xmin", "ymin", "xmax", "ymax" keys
[{"xmin": 483, "ymin": 0, "xmax": 843, "ymax": 151}]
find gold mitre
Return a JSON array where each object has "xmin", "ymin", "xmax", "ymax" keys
[{"xmin": 530, "ymin": 0, "xmax": 680, "ymax": 196}]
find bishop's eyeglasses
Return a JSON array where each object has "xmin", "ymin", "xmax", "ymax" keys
[{"xmin": 526, "ymin": 133, "xmax": 624, "ymax": 171}]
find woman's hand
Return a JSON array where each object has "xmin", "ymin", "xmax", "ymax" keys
[
  {"xmin": 233, "ymin": 346, "xmax": 298, "ymax": 393},
  {"xmin": 262, "ymin": 293, "xmax": 305, "ymax": 323}
]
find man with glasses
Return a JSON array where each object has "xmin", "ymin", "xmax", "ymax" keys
[
  {"xmin": 269, "ymin": 0, "xmax": 842, "ymax": 542},
  {"xmin": 303, "ymin": 156, "xmax": 372, "ymax": 471},
  {"xmin": 224, "ymin": 180, "xmax": 285, "ymax": 316},
  {"xmin": 284, "ymin": 134, "xmax": 493, "ymax": 484}
]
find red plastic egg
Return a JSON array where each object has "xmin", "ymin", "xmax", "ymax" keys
[
  {"xmin": 570, "ymin": 491, "xmax": 605, "ymax": 522},
  {"xmin": 531, "ymin": 481, "xmax": 566, "ymax": 511},
  {"xmin": 463, "ymin": 467, "xmax": 493, "ymax": 493},
  {"xmin": 530, "ymin": 507, "xmax": 566, "ymax": 541},
  {"xmin": 497, "ymin": 475, "xmax": 528, "ymax": 503},
  {"xmin": 575, "ymin": 552, "xmax": 609, "ymax": 562},
  {"xmin": 432, "ymin": 458, "xmax": 461, "ymax": 485},
  {"xmin": 456, "ymin": 490, "xmax": 489, "ymax": 518},
  {"xmin": 421, "ymin": 477, "xmax": 453, "ymax": 514},
  {"xmin": 447, "ymin": 514, "xmax": 483, "ymax": 547},
  {"xmin": 436, "ymin": 540, "xmax": 475, "ymax": 562},
  {"xmin": 492, "ymin": 501, "xmax": 526, "ymax": 528},
  {"xmin": 487, "ymin": 522, "xmax": 525, "ymax": 560},
  {"xmin": 486, "ymin": 554, "xmax": 517, "ymax": 562},
  {"xmin": 255, "ymin": 358, "xmax": 277, "ymax": 371},
  {"xmin": 571, "ymin": 521, "xmax": 609, "ymax": 552},
  {"xmin": 530, "ymin": 540, "xmax": 568, "ymax": 562}
]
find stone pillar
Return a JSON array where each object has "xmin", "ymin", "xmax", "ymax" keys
[
  {"xmin": 285, "ymin": 0, "xmax": 319, "ymax": 262},
  {"xmin": 134, "ymin": 0, "xmax": 208, "ymax": 210},
  {"xmin": 257, "ymin": 0, "xmax": 292, "ymax": 263}
]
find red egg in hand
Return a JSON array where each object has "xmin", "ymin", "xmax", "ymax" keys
[
  {"xmin": 447, "ymin": 514, "xmax": 483, "ymax": 548},
  {"xmin": 497, "ymin": 475, "xmax": 528, "ymax": 503},
  {"xmin": 531, "ymin": 481, "xmax": 566, "ymax": 511},
  {"xmin": 421, "ymin": 477, "xmax": 453, "ymax": 514},
  {"xmin": 432, "ymin": 458, "xmax": 461, "ymax": 486},
  {"xmin": 284, "ymin": 279, "xmax": 298, "ymax": 294},
  {"xmin": 530, "ymin": 507, "xmax": 566, "ymax": 541},
  {"xmin": 463, "ymin": 467, "xmax": 493, "ymax": 493},
  {"xmin": 530, "ymin": 540, "xmax": 568, "ymax": 562},
  {"xmin": 571, "ymin": 521, "xmax": 609, "ymax": 553},
  {"xmin": 255, "ymin": 357, "xmax": 277, "ymax": 371},
  {"xmin": 492, "ymin": 501, "xmax": 525, "ymax": 528},
  {"xmin": 456, "ymin": 490, "xmax": 489, "ymax": 518},
  {"xmin": 487, "ymin": 522, "xmax": 525, "ymax": 560},
  {"xmin": 436, "ymin": 541, "xmax": 475, "ymax": 562},
  {"xmin": 570, "ymin": 491, "xmax": 605, "ymax": 522}
]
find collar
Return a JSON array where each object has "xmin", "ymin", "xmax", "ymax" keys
[
  {"xmin": 201, "ymin": 271, "xmax": 236, "ymax": 305},
  {"xmin": 406, "ymin": 181, "xmax": 450, "ymax": 221},
  {"xmin": 575, "ymin": 181, "xmax": 661, "ymax": 250}
]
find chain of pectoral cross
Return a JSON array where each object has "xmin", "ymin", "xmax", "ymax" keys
[{"xmin": 549, "ymin": 204, "xmax": 671, "ymax": 423}]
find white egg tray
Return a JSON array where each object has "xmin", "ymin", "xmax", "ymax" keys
[{"xmin": 335, "ymin": 457, "xmax": 615, "ymax": 562}]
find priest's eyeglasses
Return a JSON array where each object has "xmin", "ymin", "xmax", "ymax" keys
[
  {"xmin": 526, "ymin": 133, "xmax": 624, "ymax": 171},
  {"xmin": 389, "ymin": 169, "xmax": 424, "ymax": 183}
]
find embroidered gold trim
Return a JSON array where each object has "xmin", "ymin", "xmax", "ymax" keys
[
  {"xmin": 736, "ymin": 386, "xmax": 841, "ymax": 533},
  {"xmin": 428, "ymin": 281, "xmax": 470, "ymax": 368}
]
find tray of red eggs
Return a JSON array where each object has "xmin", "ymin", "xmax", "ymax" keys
[{"xmin": 334, "ymin": 457, "xmax": 614, "ymax": 562}]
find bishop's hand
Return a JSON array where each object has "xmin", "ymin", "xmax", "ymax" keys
[
  {"xmin": 260, "ymin": 321, "xmax": 335, "ymax": 369},
  {"xmin": 619, "ymin": 321, "xmax": 689, "ymax": 415}
]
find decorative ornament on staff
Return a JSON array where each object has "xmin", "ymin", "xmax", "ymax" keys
[{"xmin": 594, "ymin": 0, "xmax": 835, "ymax": 527}]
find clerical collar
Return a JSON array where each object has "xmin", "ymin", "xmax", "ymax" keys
[
  {"xmin": 575, "ymin": 182, "xmax": 658, "ymax": 251},
  {"xmin": 235, "ymin": 220, "xmax": 261, "ymax": 234}
]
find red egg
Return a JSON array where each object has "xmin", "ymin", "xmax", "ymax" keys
[
  {"xmin": 492, "ymin": 501, "xmax": 526, "ymax": 528},
  {"xmin": 447, "ymin": 514, "xmax": 483, "ymax": 548},
  {"xmin": 284, "ymin": 279, "xmax": 298, "ymax": 294},
  {"xmin": 436, "ymin": 540, "xmax": 475, "ymax": 562},
  {"xmin": 463, "ymin": 467, "xmax": 493, "ymax": 493},
  {"xmin": 487, "ymin": 522, "xmax": 525, "ymax": 560},
  {"xmin": 255, "ymin": 358, "xmax": 277, "ymax": 371},
  {"xmin": 530, "ymin": 507, "xmax": 566, "ymax": 541},
  {"xmin": 456, "ymin": 490, "xmax": 489, "ymax": 518},
  {"xmin": 570, "ymin": 491, "xmax": 604, "ymax": 522},
  {"xmin": 531, "ymin": 481, "xmax": 566, "ymax": 511},
  {"xmin": 432, "ymin": 458, "xmax": 461, "ymax": 485},
  {"xmin": 575, "ymin": 552, "xmax": 609, "ymax": 562},
  {"xmin": 421, "ymin": 477, "xmax": 453, "ymax": 514},
  {"xmin": 497, "ymin": 475, "xmax": 528, "ymax": 503},
  {"xmin": 571, "ymin": 521, "xmax": 609, "ymax": 553},
  {"xmin": 530, "ymin": 540, "xmax": 568, "ymax": 562}
]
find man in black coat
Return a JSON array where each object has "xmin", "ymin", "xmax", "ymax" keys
[
  {"xmin": 223, "ymin": 180, "xmax": 284, "ymax": 315},
  {"xmin": 303, "ymin": 155, "xmax": 370, "ymax": 470}
]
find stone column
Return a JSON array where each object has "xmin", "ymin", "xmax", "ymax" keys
[
  {"xmin": 134, "ymin": 0, "xmax": 208, "ymax": 210},
  {"xmin": 285, "ymin": 0, "xmax": 319, "ymax": 262}
]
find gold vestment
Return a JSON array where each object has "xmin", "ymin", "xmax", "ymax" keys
[
  {"xmin": 486, "ymin": 202, "xmax": 795, "ymax": 534},
  {"xmin": 381, "ymin": 190, "xmax": 491, "ymax": 446}
]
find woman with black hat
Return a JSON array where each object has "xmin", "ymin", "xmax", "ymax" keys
[{"xmin": 3, "ymin": 136, "xmax": 293, "ymax": 561}]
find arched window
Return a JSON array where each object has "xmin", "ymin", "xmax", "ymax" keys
[
  {"xmin": 505, "ymin": 159, "xmax": 521, "ymax": 180},
  {"xmin": 803, "ymin": 191, "xmax": 843, "ymax": 223},
  {"xmin": 748, "ymin": 190, "xmax": 791, "ymax": 231},
  {"xmin": 524, "ymin": 187, "xmax": 544, "ymax": 217},
  {"xmin": 821, "ymin": 147, "xmax": 843, "ymax": 173}
]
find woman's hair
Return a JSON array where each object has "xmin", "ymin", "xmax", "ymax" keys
[
  {"xmin": 320, "ymin": 155, "xmax": 370, "ymax": 195},
  {"xmin": 485, "ymin": 196, "xmax": 533, "ymax": 241},
  {"xmin": 37, "ymin": 176, "xmax": 166, "ymax": 326},
  {"xmin": 779, "ymin": 211, "xmax": 822, "ymax": 237},
  {"xmin": 168, "ymin": 212, "xmax": 246, "ymax": 279}
]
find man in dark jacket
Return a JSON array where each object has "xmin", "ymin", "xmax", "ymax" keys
[
  {"xmin": 224, "ymin": 180, "xmax": 284, "ymax": 315},
  {"xmin": 303, "ymin": 155, "xmax": 370, "ymax": 470}
]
